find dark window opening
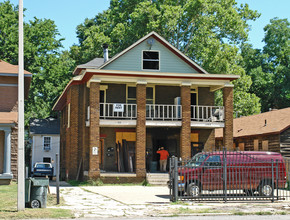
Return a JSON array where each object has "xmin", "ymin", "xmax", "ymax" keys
[
  {"xmin": 43, "ymin": 157, "xmax": 51, "ymax": 163},
  {"xmin": 143, "ymin": 51, "xmax": 159, "ymax": 70}
]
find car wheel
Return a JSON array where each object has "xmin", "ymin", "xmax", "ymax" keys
[
  {"xmin": 187, "ymin": 183, "xmax": 201, "ymax": 197},
  {"xmin": 30, "ymin": 199, "xmax": 40, "ymax": 208},
  {"xmin": 259, "ymin": 181, "xmax": 273, "ymax": 197}
]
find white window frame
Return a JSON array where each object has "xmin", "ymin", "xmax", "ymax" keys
[
  {"xmin": 142, "ymin": 50, "xmax": 160, "ymax": 71},
  {"xmin": 67, "ymin": 103, "xmax": 71, "ymax": 128},
  {"xmin": 43, "ymin": 136, "xmax": 52, "ymax": 151}
]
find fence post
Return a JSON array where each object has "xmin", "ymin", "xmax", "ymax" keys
[
  {"xmin": 271, "ymin": 159, "xmax": 274, "ymax": 202},
  {"xmin": 276, "ymin": 159, "xmax": 279, "ymax": 201},
  {"xmin": 223, "ymin": 147, "xmax": 227, "ymax": 202},
  {"xmin": 173, "ymin": 157, "xmax": 178, "ymax": 202},
  {"xmin": 169, "ymin": 157, "xmax": 172, "ymax": 201}
]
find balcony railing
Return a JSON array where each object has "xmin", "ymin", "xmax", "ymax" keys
[
  {"xmin": 191, "ymin": 105, "xmax": 224, "ymax": 122},
  {"xmin": 146, "ymin": 104, "xmax": 182, "ymax": 120},
  {"xmin": 100, "ymin": 103, "xmax": 137, "ymax": 119},
  {"xmin": 99, "ymin": 103, "xmax": 224, "ymax": 123}
]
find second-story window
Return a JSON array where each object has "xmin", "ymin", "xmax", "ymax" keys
[
  {"xmin": 143, "ymin": 51, "xmax": 159, "ymax": 70},
  {"xmin": 43, "ymin": 136, "xmax": 51, "ymax": 151}
]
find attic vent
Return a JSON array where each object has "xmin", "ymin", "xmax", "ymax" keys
[{"xmin": 143, "ymin": 51, "xmax": 159, "ymax": 70}]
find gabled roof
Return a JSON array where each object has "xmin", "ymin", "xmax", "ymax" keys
[
  {"xmin": 30, "ymin": 117, "xmax": 60, "ymax": 135},
  {"xmin": 215, "ymin": 107, "xmax": 290, "ymax": 138},
  {"xmin": 73, "ymin": 31, "xmax": 208, "ymax": 75},
  {"xmin": 0, "ymin": 59, "xmax": 32, "ymax": 76}
]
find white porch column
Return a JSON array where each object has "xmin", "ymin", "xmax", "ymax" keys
[{"xmin": 3, "ymin": 128, "xmax": 12, "ymax": 174}]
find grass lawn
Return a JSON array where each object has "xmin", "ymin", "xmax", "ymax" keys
[{"xmin": 0, "ymin": 182, "xmax": 73, "ymax": 219}]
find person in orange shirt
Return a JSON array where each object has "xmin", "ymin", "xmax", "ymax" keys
[{"xmin": 156, "ymin": 147, "xmax": 169, "ymax": 172}]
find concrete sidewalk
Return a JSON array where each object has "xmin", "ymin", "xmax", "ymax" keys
[
  {"xmin": 48, "ymin": 184, "xmax": 290, "ymax": 218},
  {"xmin": 83, "ymin": 186, "xmax": 170, "ymax": 205}
]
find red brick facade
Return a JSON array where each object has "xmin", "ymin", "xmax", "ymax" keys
[
  {"xmin": 136, "ymin": 83, "xmax": 146, "ymax": 177},
  {"xmin": 89, "ymin": 82, "xmax": 100, "ymax": 179},
  {"xmin": 180, "ymin": 85, "xmax": 191, "ymax": 159},
  {"xmin": 223, "ymin": 86, "xmax": 234, "ymax": 150}
]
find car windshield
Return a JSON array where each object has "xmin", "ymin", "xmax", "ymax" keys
[
  {"xmin": 36, "ymin": 164, "xmax": 51, "ymax": 168},
  {"xmin": 185, "ymin": 154, "xmax": 208, "ymax": 167}
]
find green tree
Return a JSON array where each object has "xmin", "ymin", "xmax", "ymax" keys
[
  {"xmin": 71, "ymin": 0, "xmax": 261, "ymax": 116},
  {"xmin": 242, "ymin": 18, "xmax": 290, "ymax": 111},
  {"xmin": 0, "ymin": 1, "xmax": 75, "ymax": 124}
]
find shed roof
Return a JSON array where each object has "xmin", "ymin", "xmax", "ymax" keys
[
  {"xmin": 77, "ymin": 58, "xmax": 105, "ymax": 69},
  {"xmin": 30, "ymin": 117, "xmax": 60, "ymax": 135},
  {"xmin": 215, "ymin": 107, "xmax": 290, "ymax": 138}
]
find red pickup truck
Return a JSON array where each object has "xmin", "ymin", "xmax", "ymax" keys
[{"xmin": 177, "ymin": 151, "xmax": 287, "ymax": 197}]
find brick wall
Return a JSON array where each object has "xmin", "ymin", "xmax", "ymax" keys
[
  {"xmin": 198, "ymin": 87, "xmax": 214, "ymax": 106},
  {"xmin": 223, "ymin": 87, "xmax": 234, "ymax": 150},
  {"xmin": 155, "ymin": 86, "xmax": 180, "ymax": 104},
  {"xmin": 200, "ymin": 129, "xmax": 215, "ymax": 151},
  {"xmin": 10, "ymin": 126, "xmax": 18, "ymax": 179},
  {"xmin": 180, "ymin": 85, "xmax": 191, "ymax": 159},
  {"xmin": 136, "ymin": 83, "xmax": 146, "ymax": 177},
  {"xmin": 89, "ymin": 82, "xmax": 100, "ymax": 179},
  {"xmin": 0, "ymin": 87, "xmax": 18, "ymax": 112},
  {"xmin": 68, "ymin": 85, "xmax": 80, "ymax": 179}
]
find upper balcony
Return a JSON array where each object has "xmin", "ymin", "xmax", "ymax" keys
[{"xmin": 99, "ymin": 103, "xmax": 224, "ymax": 128}]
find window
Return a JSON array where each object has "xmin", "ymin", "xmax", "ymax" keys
[
  {"xmin": 126, "ymin": 86, "xmax": 155, "ymax": 104},
  {"xmin": 43, "ymin": 157, "xmax": 51, "ymax": 163},
  {"xmin": 67, "ymin": 103, "xmax": 71, "ymax": 128},
  {"xmin": 143, "ymin": 51, "xmax": 159, "ymax": 70},
  {"xmin": 43, "ymin": 136, "xmax": 51, "ymax": 151},
  {"xmin": 204, "ymin": 155, "xmax": 221, "ymax": 167}
]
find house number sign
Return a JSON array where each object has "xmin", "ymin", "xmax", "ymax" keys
[
  {"xmin": 92, "ymin": 147, "xmax": 98, "ymax": 155},
  {"xmin": 113, "ymin": 104, "xmax": 124, "ymax": 112}
]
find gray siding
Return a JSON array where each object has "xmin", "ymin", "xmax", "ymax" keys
[
  {"xmin": 155, "ymin": 86, "xmax": 180, "ymax": 104},
  {"xmin": 198, "ymin": 87, "xmax": 214, "ymax": 106},
  {"xmin": 103, "ymin": 37, "xmax": 199, "ymax": 73},
  {"xmin": 105, "ymin": 84, "xmax": 126, "ymax": 103}
]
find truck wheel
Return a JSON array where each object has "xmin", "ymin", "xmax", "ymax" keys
[
  {"xmin": 30, "ymin": 199, "xmax": 40, "ymax": 208},
  {"xmin": 187, "ymin": 183, "xmax": 201, "ymax": 197},
  {"xmin": 259, "ymin": 181, "xmax": 273, "ymax": 197}
]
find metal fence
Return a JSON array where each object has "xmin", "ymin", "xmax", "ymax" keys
[{"xmin": 169, "ymin": 149, "xmax": 290, "ymax": 202}]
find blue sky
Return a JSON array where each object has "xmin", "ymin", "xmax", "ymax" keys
[{"xmin": 5, "ymin": 0, "xmax": 290, "ymax": 50}]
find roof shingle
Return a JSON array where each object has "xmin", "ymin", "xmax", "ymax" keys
[{"xmin": 216, "ymin": 107, "xmax": 290, "ymax": 138}]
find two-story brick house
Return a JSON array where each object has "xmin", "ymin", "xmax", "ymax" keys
[
  {"xmin": 53, "ymin": 32, "xmax": 239, "ymax": 182},
  {"xmin": 0, "ymin": 60, "xmax": 31, "ymax": 184}
]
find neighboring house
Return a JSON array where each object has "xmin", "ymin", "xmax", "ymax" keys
[
  {"xmin": 215, "ymin": 108, "xmax": 290, "ymax": 157},
  {"xmin": 30, "ymin": 117, "xmax": 60, "ymax": 176},
  {"xmin": 53, "ymin": 32, "xmax": 239, "ymax": 182},
  {"xmin": 0, "ymin": 60, "xmax": 31, "ymax": 184}
]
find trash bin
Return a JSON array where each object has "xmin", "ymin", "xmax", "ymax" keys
[
  {"xmin": 150, "ymin": 161, "xmax": 158, "ymax": 172},
  {"xmin": 26, "ymin": 177, "xmax": 49, "ymax": 208},
  {"xmin": 25, "ymin": 178, "xmax": 31, "ymax": 206}
]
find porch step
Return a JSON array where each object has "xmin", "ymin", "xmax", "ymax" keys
[{"xmin": 146, "ymin": 173, "xmax": 169, "ymax": 186}]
